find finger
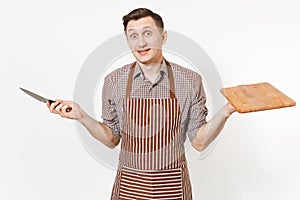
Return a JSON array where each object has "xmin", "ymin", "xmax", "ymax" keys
[
  {"xmin": 49, "ymin": 101, "xmax": 57, "ymax": 112},
  {"xmin": 60, "ymin": 100, "xmax": 75, "ymax": 111},
  {"xmin": 227, "ymin": 102, "xmax": 236, "ymax": 114},
  {"xmin": 54, "ymin": 103, "xmax": 63, "ymax": 112},
  {"xmin": 55, "ymin": 99, "xmax": 72, "ymax": 108},
  {"xmin": 61, "ymin": 104, "xmax": 71, "ymax": 113},
  {"xmin": 49, "ymin": 101, "xmax": 61, "ymax": 113}
]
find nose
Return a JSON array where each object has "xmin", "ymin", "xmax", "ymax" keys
[{"xmin": 138, "ymin": 36, "xmax": 147, "ymax": 48}]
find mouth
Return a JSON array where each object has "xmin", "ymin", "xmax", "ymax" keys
[{"xmin": 137, "ymin": 48, "xmax": 151, "ymax": 55}]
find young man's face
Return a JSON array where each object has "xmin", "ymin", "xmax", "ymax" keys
[{"xmin": 126, "ymin": 16, "xmax": 167, "ymax": 65}]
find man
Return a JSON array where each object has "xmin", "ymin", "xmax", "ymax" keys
[{"xmin": 48, "ymin": 8, "xmax": 236, "ymax": 200}]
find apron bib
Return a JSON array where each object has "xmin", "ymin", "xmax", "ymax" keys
[{"xmin": 111, "ymin": 61, "xmax": 192, "ymax": 200}]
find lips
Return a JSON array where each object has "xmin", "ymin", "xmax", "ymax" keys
[{"xmin": 137, "ymin": 48, "xmax": 150, "ymax": 55}]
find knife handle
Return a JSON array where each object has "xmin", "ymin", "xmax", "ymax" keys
[{"xmin": 48, "ymin": 100, "xmax": 72, "ymax": 112}]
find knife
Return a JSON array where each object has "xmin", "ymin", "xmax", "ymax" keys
[{"xmin": 19, "ymin": 87, "xmax": 72, "ymax": 112}]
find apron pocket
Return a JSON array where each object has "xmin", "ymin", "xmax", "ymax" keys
[{"xmin": 119, "ymin": 166, "xmax": 183, "ymax": 200}]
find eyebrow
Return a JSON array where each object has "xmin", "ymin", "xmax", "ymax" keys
[{"xmin": 127, "ymin": 26, "xmax": 154, "ymax": 32}]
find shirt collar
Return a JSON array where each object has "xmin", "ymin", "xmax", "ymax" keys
[{"xmin": 133, "ymin": 58, "xmax": 169, "ymax": 79}]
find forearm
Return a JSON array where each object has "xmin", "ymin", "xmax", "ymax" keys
[
  {"xmin": 78, "ymin": 111, "xmax": 120, "ymax": 149},
  {"xmin": 192, "ymin": 103, "xmax": 235, "ymax": 151}
]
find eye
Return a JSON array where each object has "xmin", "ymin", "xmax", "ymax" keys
[
  {"xmin": 129, "ymin": 33, "xmax": 138, "ymax": 40},
  {"xmin": 144, "ymin": 31, "xmax": 152, "ymax": 37}
]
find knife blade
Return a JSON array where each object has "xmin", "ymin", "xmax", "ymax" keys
[{"xmin": 19, "ymin": 87, "xmax": 72, "ymax": 112}]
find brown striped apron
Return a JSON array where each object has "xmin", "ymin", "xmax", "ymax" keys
[{"xmin": 111, "ymin": 61, "xmax": 193, "ymax": 200}]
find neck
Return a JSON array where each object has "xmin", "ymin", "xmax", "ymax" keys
[{"xmin": 138, "ymin": 56, "xmax": 163, "ymax": 76}]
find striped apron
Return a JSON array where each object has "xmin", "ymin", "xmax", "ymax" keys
[{"xmin": 111, "ymin": 61, "xmax": 193, "ymax": 200}]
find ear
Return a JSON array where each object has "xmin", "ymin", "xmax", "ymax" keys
[{"xmin": 162, "ymin": 31, "xmax": 167, "ymax": 45}]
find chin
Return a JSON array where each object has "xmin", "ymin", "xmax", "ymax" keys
[
  {"xmin": 134, "ymin": 55, "xmax": 162, "ymax": 65},
  {"xmin": 134, "ymin": 54, "xmax": 152, "ymax": 64}
]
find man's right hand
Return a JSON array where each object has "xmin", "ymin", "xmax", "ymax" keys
[{"xmin": 47, "ymin": 100, "xmax": 84, "ymax": 121}]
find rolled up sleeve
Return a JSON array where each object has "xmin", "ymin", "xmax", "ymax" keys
[
  {"xmin": 187, "ymin": 74, "xmax": 208, "ymax": 142},
  {"xmin": 101, "ymin": 76, "xmax": 121, "ymax": 137}
]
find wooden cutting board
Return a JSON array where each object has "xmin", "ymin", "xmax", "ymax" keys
[{"xmin": 220, "ymin": 82, "xmax": 296, "ymax": 113}]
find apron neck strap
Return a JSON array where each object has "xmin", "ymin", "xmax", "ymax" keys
[{"xmin": 126, "ymin": 59, "xmax": 176, "ymax": 99}]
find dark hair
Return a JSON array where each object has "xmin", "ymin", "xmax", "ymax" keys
[{"xmin": 122, "ymin": 8, "xmax": 164, "ymax": 31}]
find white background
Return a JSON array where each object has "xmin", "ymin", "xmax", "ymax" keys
[{"xmin": 1, "ymin": 0, "xmax": 300, "ymax": 199}]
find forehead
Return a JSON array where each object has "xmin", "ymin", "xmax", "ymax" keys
[{"xmin": 126, "ymin": 16, "xmax": 158, "ymax": 32}]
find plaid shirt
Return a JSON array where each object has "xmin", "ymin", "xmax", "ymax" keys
[{"xmin": 101, "ymin": 59, "xmax": 208, "ymax": 142}]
